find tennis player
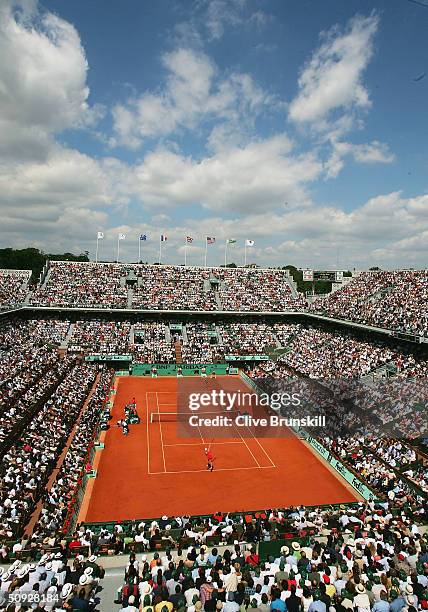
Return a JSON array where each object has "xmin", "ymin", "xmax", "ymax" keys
[{"xmin": 204, "ymin": 447, "xmax": 215, "ymax": 471}]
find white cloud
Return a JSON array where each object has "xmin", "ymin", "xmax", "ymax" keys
[
  {"xmin": 289, "ymin": 13, "xmax": 379, "ymax": 124},
  {"xmin": 5, "ymin": 188, "xmax": 423, "ymax": 269},
  {"xmin": 0, "ymin": 1, "xmax": 119, "ymax": 251},
  {"xmin": 111, "ymin": 48, "xmax": 274, "ymax": 148},
  {"xmin": 287, "ymin": 12, "xmax": 394, "ymax": 180},
  {"xmin": 340, "ymin": 140, "xmax": 395, "ymax": 164},
  {"xmin": 173, "ymin": 0, "xmax": 270, "ymax": 51},
  {"xmin": 0, "ymin": 148, "xmax": 131, "ymax": 212},
  {"xmin": 89, "ymin": 192, "xmax": 428, "ymax": 268},
  {"xmin": 130, "ymin": 135, "xmax": 322, "ymax": 213},
  {"xmin": 0, "ymin": 0, "xmax": 101, "ymax": 161},
  {"xmin": 151, "ymin": 213, "xmax": 172, "ymax": 224},
  {"xmin": 200, "ymin": 0, "xmax": 270, "ymax": 40},
  {"xmin": 325, "ymin": 139, "xmax": 395, "ymax": 178},
  {"xmin": 203, "ymin": 0, "xmax": 246, "ymax": 40},
  {"xmin": 206, "ymin": 123, "xmax": 250, "ymax": 152},
  {"xmin": 255, "ymin": 192, "xmax": 428, "ymax": 268},
  {"xmin": 1, "ymin": 1, "xmax": 426, "ymax": 271}
]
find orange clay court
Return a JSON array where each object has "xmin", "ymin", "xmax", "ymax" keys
[{"xmin": 81, "ymin": 376, "xmax": 359, "ymax": 523}]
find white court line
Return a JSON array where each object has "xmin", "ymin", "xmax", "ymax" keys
[
  {"xmin": 154, "ymin": 410, "xmax": 268, "ymax": 468},
  {"xmin": 148, "ymin": 390, "xmax": 273, "ymax": 472},
  {"xmin": 155, "ymin": 392, "xmax": 178, "ymax": 397},
  {"xmin": 196, "ymin": 422, "xmax": 205, "ymax": 446},
  {"xmin": 155, "ymin": 392, "xmax": 167, "ymax": 473},
  {"xmin": 237, "ymin": 381, "xmax": 277, "ymax": 469},
  {"xmin": 229, "ymin": 418, "xmax": 261, "ymax": 468},
  {"xmin": 173, "ymin": 423, "xmax": 275, "ymax": 467},
  {"xmin": 149, "ymin": 465, "xmax": 276, "ymax": 475},
  {"xmin": 242, "ymin": 425, "xmax": 276, "ymax": 468}
]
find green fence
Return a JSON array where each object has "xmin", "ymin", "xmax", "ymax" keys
[{"xmin": 131, "ymin": 363, "xmax": 234, "ymax": 376}]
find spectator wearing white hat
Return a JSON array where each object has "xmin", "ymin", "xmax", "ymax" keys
[{"xmin": 354, "ymin": 583, "xmax": 371, "ymax": 612}]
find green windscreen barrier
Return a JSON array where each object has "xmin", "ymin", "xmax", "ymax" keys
[{"xmin": 131, "ymin": 363, "xmax": 230, "ymax": 376}]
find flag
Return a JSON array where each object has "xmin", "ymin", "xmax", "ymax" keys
[
  {"xmin": 97, "ymin": 232, "xmax": 104, "ymax": 240},
  {"xmin": 160, "ymin": 235, "xmax": 167, "ymax": 242},
  {"xmin": 227, "ymin": 239, "xmax": 237, "ymax": 244},
  {"xmin": 206, "ymin": 237, "xmax": 215, "ymax": 244},
  {"xmin": 186, "ymin": 236, "xmax": 193, "ymax": 243},
  {"xmin": 118, "ymin": 233, "xmax": 126, "ymax": 240},
  {"xmin": 245, "ymin": 239, "xmax": 255, "ymax": 247},
  {"xmin": 139, "ymin": 234, "xmax": 147, "ymax": 241}
]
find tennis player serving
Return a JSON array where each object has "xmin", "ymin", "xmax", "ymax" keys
[{"xmin": 204, "ymin": 447, "xmax": 215, "ymax": 471}]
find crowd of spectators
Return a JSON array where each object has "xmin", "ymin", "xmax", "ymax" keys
[
  {"xmin": 338, "ymin": 378, "xmax": 428, "ymax": 439},
  {"xmin": 181, "ymin": 324, "xmax": 222, "ymax": 364},
  {"xmin": 0, "ymin": 320, "xmax": 67, "ymax": 409},
  {"xmin": 0, "ymin": 550, "xmax": 104, "ymax": 610},
  {"xmin": 181, "ymin": 323, "xmax": 302, "ymax": 364},
  {"xmin": 33, "ymin": 367, "xmax": 114, "ymax": 539},
  {"xmin": 240, "ymin": 325, "xmax": 428, "ymax": 381},
  {"xmin": 247, "ymin": 361, "xmax": 293, "ymax": 379},
  {"xmin": 0, "ymin": 271, "xmax": 30, "ymax": 310},
  {"xmin": 31, "ymin": 262, "xmax": 128, "ymax": 309},
  {"xmin": 3, "ymin": 316, "xmax": 424, "ymax": 386},
  {"xmin": 327, "ymin": 437, "xmax": 426, "ymax": 505},
  {"xmin": 110, "ymin": 499, "xmax": 428, "ymax": 612},
  {"xmin": 219, "ymin": 324, "xmax": 278, "ymax": 355},
  {"xmin": 0, "ymin": 362, "xmax": 98, "ymax": 539},
  {"xmin": 363, "ymin": 439, "xmax": 427, "ymax": 495},
  {"xmin": 132, "ymin": 323, "xmax": 175, "ymax": 363},
  {"xmin": 0, "ymin": 299, "xmax": 426, "ymax": 612},
  {"xmin": 216, "ymin": 268, "xmax": 305, "ymax": 312},
  {"xmin": 68, "ymin": 321, "xmax": 131, "ymax": 355},
  {"xmin": 278, "ymin": 328, "xmax": 398, "ymax": 378},
  {"xmin": 312, "ymin": 271, "xmax": 428, "ymax": 337},
  {"xmin": 132, "ymin": 267, "xmax": 217, "ymax": 311},
  {"xmin": 1, "ymin": 497, "xmax": 427, "ymax": 610},
  {"xmin": 0, "ymin": 320, "xmax": 75, "ymax": 450},
  {"xmin": 5, "ymin": 264, "xmax": 428, "ymax": 340},
  {"xmin": 0, "ymin": 354, "xmax": 73, "ymax": 449},
  {"xmin": 28, "ymin": 263, "xmax": 308, "ymax": 313},
  {"xmin": 272, "ymin": 324, "xmax": 301, "ymax": 347}
]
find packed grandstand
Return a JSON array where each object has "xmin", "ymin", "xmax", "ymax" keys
[{"xmin": 0, "ymin": 262, "xmax": 427, "ymax": 611}]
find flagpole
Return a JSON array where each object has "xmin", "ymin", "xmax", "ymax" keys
[
  {"xmin": 138, "ymin": 236, "xmax": 141, "ymax": 263},
  {"xmin": 224, "ymin": 241, "xmax": 228, "ymax": 267},
  {"xmin": 159, "ymin": 236, "xmax": 162, "ymax": 264},
  {"xmin": 95, "ymin": 235, "xmax": 99, "ymax": 263},
  {"xmin": 204, "ymin": 239, "xmax": 208, "ymax": 268},
  {"xmin": 116, "ymin": 235, "xmax": 120, "ymax": 263},
  {"xmin": 184, "ymin": 238, "xmax": 187, "ymax": 267},
  {"xmin": 244, "ymin": 242, "xmax": 247, "ymax": 267}
]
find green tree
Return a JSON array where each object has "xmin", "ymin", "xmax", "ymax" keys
[{"xmin": 0, "ymin": 247, "xmax": 89, "ymax": 283}]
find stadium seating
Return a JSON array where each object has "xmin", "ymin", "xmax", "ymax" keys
[
  {"xmin": 31, "ymin": 261, "xmax": 128, "ymax": 309},
  {"xmin": 111, "ymin": 504, "xmax": 427, "ymax": 611},
  {"xmin": 4, "ymin": 264, "xmax": 428, "ymax": 339},
  {"xmin": 312, "ymin": 270, "xmax": 428, "ymax": 337},
  {"xmin": 29, "ymin": 262, "xmax": 305, "ymax": 312},
  {"xmin": 1, "ymin": 263, "xmax": 427, "ymax": 612},
  {"xmin": 0, "ymin": 270, "xmax": 30, "ymax": 309}
]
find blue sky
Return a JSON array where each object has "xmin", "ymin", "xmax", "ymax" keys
[{"xmin": 0, "ymin": 0, "xmax": 427, "ymax": 268}]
